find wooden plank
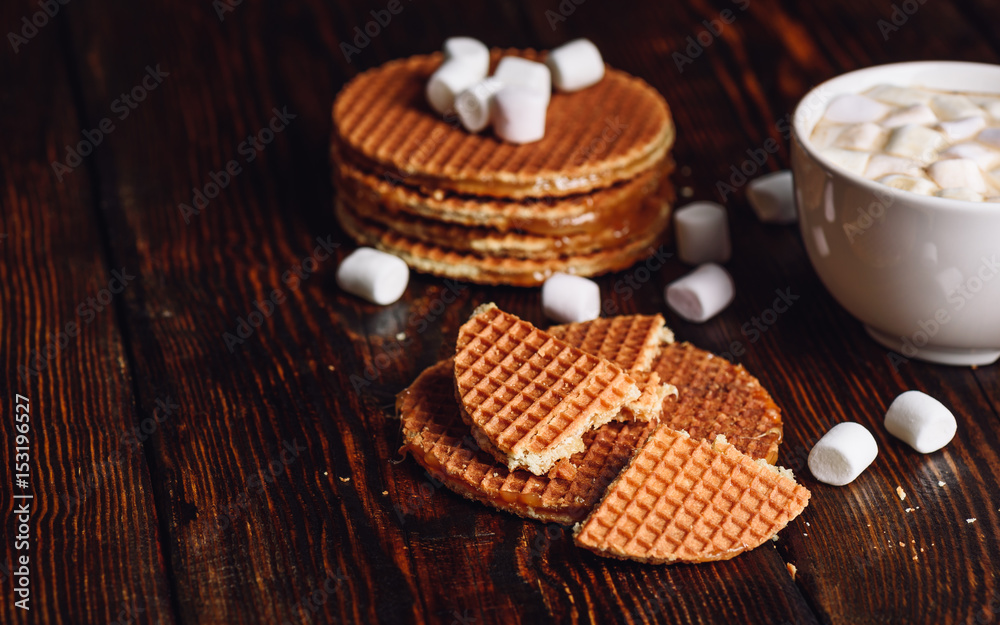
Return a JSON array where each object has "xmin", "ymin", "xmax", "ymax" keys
[
  {"xmin": 58, "ymin": 0, "xmax": 1000, "ymax": 624},
  {"xmin": 0, "ymin": 2, "xmax": 176, "ymax": 624}
]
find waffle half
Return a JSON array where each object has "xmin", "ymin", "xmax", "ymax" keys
[
  {"xmin": 453, "ymin": 304, "xmax": 653, "ymax": 476},
  {"xmin": 398, "ymin": 360, "xmax": 658, "ymax": 524},
  {"xmin": 574, "ymin": 427, "xmax": 810, "ymax": 564},
  {"xmin": 653, "ymin": 342, "xmax": 783, "ymax": 464}
]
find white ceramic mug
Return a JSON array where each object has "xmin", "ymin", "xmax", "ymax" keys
[{"xmin": 792, "ymin": 61, "xmax": 1000, "ymax": 366}]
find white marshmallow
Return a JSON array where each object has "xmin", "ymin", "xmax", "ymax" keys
[
  {"xmin": 938, "ymin": 116, "xmax": 985, "ymax": 141},
  {"xmin": 336, "ymin": 247, "xmax": 409, "ymax": 305},
  {"xmin": 542, "ymin": 272, "xmax": 600, "ymax": 323},
  {"xmin": 443, "ymin": 37, "xmax": 490, "ymax": 78},
  {"xmin": 747, "ymin": 170, "xmax": 797, "ymax": 224},
  {"xmin": 674, "ymin": 202, "xmax": 731, "ymax": 264},
  {"xmin": 880, "ymin": 104, "xmax": 937, "ymax": 129},
  {"xmin": 455, "ymin": 77, "xmax": 503, "ymax": 133},
  {"xmin": 426, "ymin": 59, "xmax": 486, "ymax": 114},
  {"xmin": 930, "ymin": 94, "xmax": 982, "ymax": 121},
  {"xmin": 877, "ymin": 174, "xmax": 938, "ymax": 196},
  {"xmin": 546, "ymin": 38, "xmax": 605, "ymax": 92},
  {"xmin": 492, "ymin": 86, "xmax": 547, "ymax": 144},
  {"xmin": 982, "ymin": 100, "xmax": 1000, "ymax": 121},
  {"xmin": 926, "ymin": 159, "xmax": 987, "ymax": 194},
  {"xmin": 865, "ymin": 85, "xmax": 933, "ymax": 107},
  {"xmin": 833, "ymin": 122, "xmax": 884, "ymax": 150},
  {"xmin": 883, "ymin": 124, "xmax": 947, "ymax": 163},
  {"xmin": 977, "ymin": 127, "xmax": 1000, "ymax": 148},
  {"xmin": 936, "ymin": 187, "xmax": 985, "ymax": 202},
  {"xmin": 823, "ymin": 94, "xmax": 889, "ymax": 124},
  {"xmin": 864, "ymin": 154, "xmax": 923, "ymax": 180},
  {"xmin": 493, "ymin": 56, "xmax": 552, "ymax": 104},
  {"xmin": 941, "ymin": 142, "xmax": 1000, "ymax": 171},
  {"xmin": 664, "ymin": 263, "xmax": 734, "ymax": 323},
  {"xmin": 884, "ymin": 390, "xmax": 957, "ymax": 453},
  {"xmin": 808, "ymin": 422, "xmax": 878, "ymax": 486},
  {"xmin": 808, "ymin": 123, "xmax": 845, "ymax": 149},
  {"xmin": 818, "ymin": 148, "xmax": 871, "ymax": 176}
]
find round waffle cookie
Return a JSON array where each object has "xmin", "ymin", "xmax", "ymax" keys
[
  {"xmin": 397, "ymin": 360, "xmax": 658, "ymax": 525},
  {"xmin": 333, "ymin": 151, "xmax": 674, "ymax": 235},
  {"xmin": 653, "ymin": 342, "xmax": 783, "ymax": 464},
  {"xmin": 335, "ymin": 196, "xmax": 671, "ymax": 286},
  {"xmin": 336, "ymin": 168, "xmax": 672, "ymax": 259},
  {"xmin": 332, "ymin": 50, "xmax": 675, "ymax": 199}
]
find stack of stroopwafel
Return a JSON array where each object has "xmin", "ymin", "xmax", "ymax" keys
[
  {"xmin": 397, "ymin": 305, "xmax": 810, "ymax": 563},
  {"xmin": 332, "ymin": 49, "xmax": 676, "ymax": 286}
]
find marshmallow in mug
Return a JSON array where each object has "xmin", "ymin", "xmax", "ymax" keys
[
  {"xmin": 664, "ymin": 263, "xmax": 734, "ymax": 323},
  {"xmin": 808, "ymin": 422, "xmax": 879, "ymax": 486},
  {"xmin": 546, "ymin": 38, "xmax": 605, "ymax": 92},
  {"xmin": 336, "ymin": 247, "xmax": 410, "ymax": 305},
  {"xmin": 810, "ymin": 83, "xmax": 1000, "ymax": 202},
  {"xmin": 542, "ymin": 272, "xmax": 601, "ymax": 324}
]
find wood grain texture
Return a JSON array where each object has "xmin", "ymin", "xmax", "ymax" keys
[
  {"xmin": 0, "ymin": 1, "xmax": 175, "ymax": 623},
  {"xmin": 3, "ymin": 0, "xmax": 999, "ymax": 623}
]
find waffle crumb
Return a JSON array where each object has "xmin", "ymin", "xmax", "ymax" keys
[
  {"xmin": 905, "ymin": 508, "xmax": 915, "ymax": 513},
  {"xmin": 896, "ymin": 486, "xmax": 906, "ymax": 501},
  {"xmin": 340, "ymin": 477, "xmax": 350, "ymax": 482},
  {"xmin": 786, "ymin": 563, "xmax": 797, "ymax": 580},
  {"xmin": 967, "ymin": 518, "xmax": 977, "ymax": 524},
  {"xmin": 937, "ymin": 481, "xmax": 946, "ymax": 487},
  {"xmin": 912, "ymin": 555, "xmax": 918, "ymax": 561}
]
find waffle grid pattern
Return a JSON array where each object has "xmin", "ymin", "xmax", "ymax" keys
[
  {"xmin": 653, "ymin": 342, "xmax": 783, "ymax": 463},
  {"xmin": 335, "ymin": 197, "xmax": 670, "ymax": 287},
  {"xmin": 454, "ymin": 307, "xmax": 639, "ymax": 467},
  {"xmin": 398, "ymin": 360, "xmax": 657, "ymax": 523},
  {"xmin": 332, "ymin": 50, "xmax": 674, "ymax": 198},
  {"xmin": 575, "ymin": 428, "xmax": 810, "ymax": 563},
  {"xmin": 548, "ymin": 315, "xmax": 666, "ymax": 372}
]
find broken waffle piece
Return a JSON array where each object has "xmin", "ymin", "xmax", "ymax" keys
[
  {"xmin": 548, "ymin": 314, "xmax": 677, "ymax": 423},
  {"xmin": 454, "ymin": 304, "xmax": 645, "ymax": 476},
  {"xmin": 574, "ymin": 428, "xmax": 810, "ymax": 564},
  {"xmin": 398, "ymin": 360, "xmax": 660, "ymax": 524}
]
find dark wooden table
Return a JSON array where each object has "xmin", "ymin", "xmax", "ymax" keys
[{"xmin": 3, "ymin": 0, "xmax": 999, "ymax": 623}]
